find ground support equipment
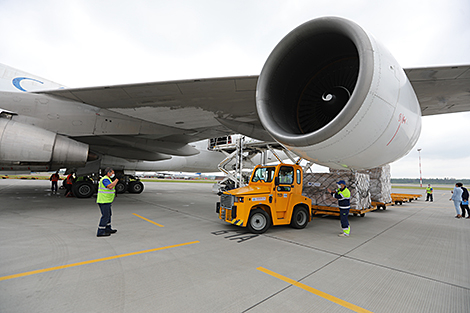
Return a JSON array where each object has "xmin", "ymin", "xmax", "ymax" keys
[
  {"xmin": 391, "ymin": 193, "xmax": 422, "ymax": 205},
  {"xmin": 311, "ymin": 204, "xmax": 376, "ymax": 217}
]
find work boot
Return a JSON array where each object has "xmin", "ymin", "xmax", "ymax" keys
[
  {"xmin": 105, "ymin": 228, "xmax": 117, "ymax": 234},
  {"xmin": 97, "ymin": 233, "xmax": 111, "ymax": 237}
]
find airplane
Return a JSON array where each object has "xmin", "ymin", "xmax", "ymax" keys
[{"xmin": 0, "ymin": 16, "xmax": 469, "ymax": 197}]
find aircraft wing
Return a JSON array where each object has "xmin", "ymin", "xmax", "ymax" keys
[
  {"xmin": 405, "ymin": 65, "xmax": 470, "ymax": 116},
  {"xmin": 38, "ymin": 76, "xmax": 270, "ymax": 142},
  {"xmin": 36, "ymin": 75, "xmax": 280, "ymax": 160}
]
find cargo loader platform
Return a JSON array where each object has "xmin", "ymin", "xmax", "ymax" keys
[
  {"xmin": 391, "ymin": 193, "xmax": 422, "ymax": 205},
  {"xmin": 311, "ymin": 204, "xmax": 376, "ymax": 217},
  {"xmin": 372, "ymin": 193, "xmax": 422, "ymax": 209}
]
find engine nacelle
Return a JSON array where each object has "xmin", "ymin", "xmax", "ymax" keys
[
  {"xmin": 0, "ymin": 119, "xmax": 89, "ymax": 171},
  {"xmin": 256, "ymin": 17, "xmax": 421, "ymax": 169}
]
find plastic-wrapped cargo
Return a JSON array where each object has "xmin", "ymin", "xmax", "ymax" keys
[
  {"xmin": 330, "ymin": 165, "xmax": 392, "ymax": 203},
  {"xmin": 302, "ymin": 172, "xmax": 371, "ymax": 210},
  {"xmin": 362, "ymin": 165, "xmax": 392, "ymax": 203}
]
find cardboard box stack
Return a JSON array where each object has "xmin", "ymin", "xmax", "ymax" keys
[
  {"xmin": 302, "ymin": 171, "xmax": 371, "ymax": 210},
  {"xmin": 330, "ymin": 165, "xmax": 392, "ymax": 203}
]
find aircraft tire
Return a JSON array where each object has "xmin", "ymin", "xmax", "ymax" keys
[
  {"xmin": 115, "ymin": 181, "xmax": 127, "ymax": 194},
  {"xmin": 73, "ymin": 181, "xmax": 95, "ymax": 198},
  {"xmin": 128, "ymin": 181, "xmax": 144, "ymax": 194}
]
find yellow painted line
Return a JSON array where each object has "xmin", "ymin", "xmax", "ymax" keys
[
  {"xmin": 257, "ymin": 267, "xmax": 373, "ymax": 313},
  {"xmin": 0, "ymin": 241, "xmax": 199, "ymax": 282},
  {"xmin": 133, "ymin": 213, "xmax": 164, "ymax": 227}
]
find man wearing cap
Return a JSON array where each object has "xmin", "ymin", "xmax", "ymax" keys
[
  {"xmin": 96, "ymin": 167, "xmax": 119, "ymax": 237},
  {"xmin": 328, "ymin": 180, "xmax": 351, "ymax": 237}
]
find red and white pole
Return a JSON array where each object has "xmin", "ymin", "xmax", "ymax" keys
[{"xmin": 417, "ymin": 148, "xmax": 422, "ymax": 187}]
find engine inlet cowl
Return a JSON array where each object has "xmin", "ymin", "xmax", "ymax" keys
[
  {"xmin": 256, "ymin": 16, "xmax": 421, "ymax": 169},
  {"xmin": 257, "ymin": 17, "xmax": 373, "ymax": 147}
]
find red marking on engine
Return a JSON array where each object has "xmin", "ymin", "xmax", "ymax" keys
[{"xmin": 386, "ymin": 113, "xmax": 406, "ymax": 146}]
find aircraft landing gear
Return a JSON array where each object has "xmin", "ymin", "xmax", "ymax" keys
[
  {"xmin": 68, "ymin": 173, "xmax": 144, "ymax": 198},
  {"xmin": 115, "ymin": 174, "xmax": 144, "ymax": 194}
]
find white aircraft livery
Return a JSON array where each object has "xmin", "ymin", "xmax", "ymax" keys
[{"xmin": 0, "ymin": 17, "xmax": 469, "ymax": 190}]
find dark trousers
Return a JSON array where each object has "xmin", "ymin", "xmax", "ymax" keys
[
  {"xmin": 461, "ymin": 203, "xmax": 470, "ymax": 218},
  {"xmin": 340, "ymin": 208, "xmax": 350, "ymax": 229},
  {"xmin": 65, "ymin": 183, "xmax": 72, "ymax": 195},
  {"xmin": 97, "ymin": 203, "xmax": 112, "ymax": 235},
  {"xmin": 426, "ymin": 193, "xmax": 433, "ymax": 201},
  {"xmin": 51, "ymin": 181, "xmax": 58, "ymax": 192}
]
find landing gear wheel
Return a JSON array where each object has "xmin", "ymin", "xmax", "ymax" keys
[
  {"xmin": 115, "ymin": 181, "xmax": 127, "ymax": 194},
  {"xmin": 73, "ymin": 181, "xmax": 94, "ymax": 198},
  {"xmin": 128, "ymin": 181, "xmax": 144, "ymax": 194},
  {"xmin": 247, "ymin": 208, "xmax": 271, "ymax": 234},
  {"xmin": 290, "ymin": 207, "xmax": 309, "ymax": 229}
]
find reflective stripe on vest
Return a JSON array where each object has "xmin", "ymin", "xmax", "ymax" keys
[
  {"xmin": 337, "ymin": 187, "xmax": 351, "ymax": 209},
  {"xmin": 97, "ymin": 176, "xmax": 115, "ymax": 204}
]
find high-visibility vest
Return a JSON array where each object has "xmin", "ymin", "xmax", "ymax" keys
[
  {"xmin": 97, "ymin": 176, "xmax": 115, "ymax": 204},
  {"xmin": 66, "ymin": 174, "xmax": 73, "ymax": 185},
  {"xmin": 426, "ymin": 187, "xmax": 433, "ymax": 194},
  {"xmin": 335, "ymin": 187, "xmax": 351, "ymax": 209}
]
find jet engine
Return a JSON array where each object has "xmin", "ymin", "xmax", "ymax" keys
[
  {"xmin": 0, "ymin": 119, "xmax": 89, "ymax": 171},
  {"xmin": 256, "ymin": 17, "xmax": 422, "ymax": 169}
]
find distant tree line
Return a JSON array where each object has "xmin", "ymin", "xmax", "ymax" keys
[{"xmin": 391, "ymin": 178, "xmax": 470, "ymax": 185}]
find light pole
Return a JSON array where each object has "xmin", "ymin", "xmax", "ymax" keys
[{"xmin": 417, "ymin": 148, "xmax": 422, "ymax": 187}]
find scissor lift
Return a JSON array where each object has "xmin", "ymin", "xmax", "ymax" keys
[{"xmin": 209, "ymin": 135, "xmax": 300, "ymax": 193}]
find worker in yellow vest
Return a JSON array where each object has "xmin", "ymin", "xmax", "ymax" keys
[
  {"xmin": 96, "ymin": 167, "xmax": 119, "ymax": 237},
  {"xmin": 328, "ymin": 180, "xmax": 351, "ymax": 237},
  {"xmin": 425, "ymin": 184, "xmax": 433, "ymax": 202}
]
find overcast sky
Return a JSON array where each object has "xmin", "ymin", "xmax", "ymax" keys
[{"xmin": 0, "ymin": 0, "xmax": 469, "ymax": 178}]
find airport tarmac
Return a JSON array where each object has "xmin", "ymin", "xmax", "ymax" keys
[{"xmin": 0, "ymin": 179, "xmax": 469, "ymax": 313}]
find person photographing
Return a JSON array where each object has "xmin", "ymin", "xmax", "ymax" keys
[
  {"xmin": 96, "ymin": 167, "xmax": 119, "ymax": 237},
  {"xmin": 328, "ymin": 180, "xmax": 351, "ymax": 237}
]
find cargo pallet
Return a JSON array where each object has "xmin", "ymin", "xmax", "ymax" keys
[{"xmin": 311, "ymin": 205, "xmax": 376, "ymax": 217}]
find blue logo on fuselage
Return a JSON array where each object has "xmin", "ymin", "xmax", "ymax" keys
[{"xmin": 12, "ymin": 77, "xmax": 44, "ymax": 92}]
